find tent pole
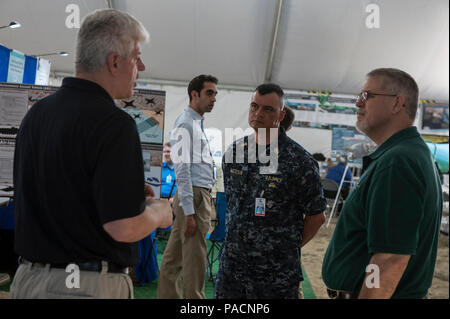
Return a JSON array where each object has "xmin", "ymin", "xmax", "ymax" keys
[
  {"xmin": 264, "ymin": 0, "xmax": 284, "ymax": 83},
  {"xmin": 105, "ymin": 0, "xmax": 114, "ymax": 9}
]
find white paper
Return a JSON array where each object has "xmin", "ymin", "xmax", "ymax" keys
[{"xmin": 0, "ymin": 89, "xmax": 28, "ymax": 126}]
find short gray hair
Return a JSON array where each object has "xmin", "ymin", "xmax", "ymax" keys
[
  {"xmin": 75, "ymin": 9, "xmax": 149, "ymax": 74},
  {"xmin": 367, "ymin": 68, "xmax": 419, "ymax": 120}
]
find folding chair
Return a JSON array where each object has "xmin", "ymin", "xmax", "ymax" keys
[
  {"xmin": 206, "ymin": 192, "xmax": 226, "ymax": 284},
  {"xmin": 321, "ymin": 178, "xmax": 344, "ymax": 215}
]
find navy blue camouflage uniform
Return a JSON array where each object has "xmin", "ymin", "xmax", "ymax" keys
[{"xmin": 214, "ymin": 128, "xmax": 327, "ymax": 298}]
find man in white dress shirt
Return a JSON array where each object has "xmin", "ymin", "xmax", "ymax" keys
[{"xmin": 158, "ymin": 74, "xmax": 218, "ymax": 299}]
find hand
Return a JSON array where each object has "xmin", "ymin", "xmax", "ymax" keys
[
  {"xmin": 169, "ymin": 197, "xmax": 174, "ymax": 204},
  {"xmin": 145, "ymin": 183, "xmax": 155, "ymax": 198},
  {"xmin": 184, "ymin": 215, "xmax": 197, "ymax": 237},
  {"xmin": 147, "ymin": 198, "xmax": 173, "ymax": 229}
]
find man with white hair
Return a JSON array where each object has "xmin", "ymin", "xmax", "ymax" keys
[
  {"xmin": 322, "ymin": 68, "xmax": 443, "ymax": 299},
  {"xmin": 11, "ymin": 9, "xmax": 172, "ymax": 299}
]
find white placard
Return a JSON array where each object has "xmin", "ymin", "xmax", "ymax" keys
[
  {"xmin": 35, "ymin": 58, "xmax": 51, "ymax": 85},
  {"xmin": 145, "ymin": 166, "xmax": 162, "ymax": 200},
  {"xmin": 7, "ymin": 50, "xmax": 25, "ymax": 83},
  {"xmin": 0, "ymin": 144, "xmax": 14, "ymax": 183},
  {"xmin": 0, "ymin": 89, "xmax": 28, "ymax": 126}
]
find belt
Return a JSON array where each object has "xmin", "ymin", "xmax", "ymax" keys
[
  {"xmin": 20, "ymin": 258, "xmax": 129, "ymax": 274},
  {"xmin": 195, "ymin": 186, "xmax": 211, "ymax": 192},
  {"xmin": 327, "ymin": 288, "xmax": 359, "ymax": 299}
]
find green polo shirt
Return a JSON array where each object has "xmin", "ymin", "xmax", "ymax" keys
[{"xmin": 322, "ymin": 127, "xmax": 443, "ymax": 298}]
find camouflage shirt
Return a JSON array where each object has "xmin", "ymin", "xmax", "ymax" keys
[{"xmin": 219, "ymin": 128, "xmax": 327, "ymax": 288}]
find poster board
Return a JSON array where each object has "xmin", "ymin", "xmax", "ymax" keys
[
  {"xmin": 420, "ymin": 102, "xmax": 449, "ymax": 136},
  {"xmin": 331, "ymin": 126, "xmax": 377, "ymax": 165},
  {"xmin": 0, "ymin": 82, "xmax": 165, "ymax": 197},
  {"xmin": 6, "ymin": 50, "xmax": 25, "ymax": 83},
  {"xmin": 35, "ymin": 58, "xmax": 51, "ymax": 85},
  {"xmin": 285, "ymin": 90, "xmax": 358, "ymax": 129},
  {"xmin": 116, "ymin": 89, "xmax": 166, "ymax": 198}
]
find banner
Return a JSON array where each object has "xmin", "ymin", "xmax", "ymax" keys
[
  {"xmin": 285, "ymin": 91, "xmax": 358, "ymax": 130},
  {"xmin": 0, "ymin": 44, "xmax": 10, "ymax": 82},
  {"xmin": 6, "ymin": 50, "xmax": 25, "ymax": 83},
  {"xmin": 23, "ymin": 55, "xmax": 38, "ymax": 84},
  {"xmin": 35, "ymin": 58, "xmax": 51, "ymax": 85}
]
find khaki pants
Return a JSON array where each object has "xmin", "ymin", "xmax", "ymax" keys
[
  {"xmin": 157, "ymin": 187, "xmax": 211, "ymax": 299},
  {"xmin": 10, "ymin": 262, "xmax": 133, "ymax": 299}
]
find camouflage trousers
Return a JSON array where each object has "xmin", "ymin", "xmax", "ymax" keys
[{"xmin": 214, "ymin": 256, "xmax": 300, "ymax": 299}]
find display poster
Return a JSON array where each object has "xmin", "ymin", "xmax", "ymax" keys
[
  {"xmin": 117, "ymin": 89, "xmax": 165, "ymax": 144},
  {"xmin": 0, "ymin": 138, "xmax": 15, "ymax": 183},
  {"xmin": 421, "ymin": 103, "xmax": 449, "ymax": 134},
  {"xmin": 285, "ymin": 91, "xmax": 358, "ymax": 129},
  {"xmin": 6, "ymin": 50, "xmax": 25, "ymax": 83},
  {"xmin": 0, "ymin": 89, "xmax": 28, "ymax": 126},
  {"xmin": 116, "ymin": 88, "xmax": 166, "ymax": 198},
  {"xmin": 35, "ymin": 58, "xmax": 51, "ymax": 85},
  {"xmin": 0, "ymin": 84, "xmax": 166, "ymax": 191},
  {"xmin": 204, "ymin": 128, "xmax": 223, "ymax": 167},
  {"xmin": 331, "ymin": 127, "xmax": 377, "ymax": 164},
  {"xmin": 142, "ymin": 146, "xmax": 163, "ymax": 199}
]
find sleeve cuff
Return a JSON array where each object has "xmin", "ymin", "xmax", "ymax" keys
[{"xmin": 180, "ymin": 203, "xmax": 195, "ymax": 216}]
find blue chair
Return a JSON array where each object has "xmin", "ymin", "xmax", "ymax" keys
[
  {"xmin": 134, "ymin": 230, "xmax": 158, "ymax": 285},
  {"xmin": 206, "ymin": 192, "xmax": 226, "ymax": 283}
]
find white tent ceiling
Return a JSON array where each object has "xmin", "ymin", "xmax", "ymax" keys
[{"xmin": 0, "ymin": 0, "xmax": 448, "ymax": 102}]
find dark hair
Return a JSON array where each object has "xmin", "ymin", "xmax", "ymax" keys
[
  {"xmin": 367, "ymin": 68, "xmax": 419, "ymax": 120},
  {"xmin": 188, "ymin": 74, "xmax": 218, "ymax": 101},
  {"xmin": 280, "ymin": 105, "xmax": 294, "ymax": 131},
  {"xmin": 255, "ymin": 83, "xmax": 284, "ymax": 99},
  {"xmin": 255, "ymin": 83, "xmax": 284, "ymax": 109},
  {"xmin": 164, "ymin": 142, "xmax": 171, "ymax": 148}
]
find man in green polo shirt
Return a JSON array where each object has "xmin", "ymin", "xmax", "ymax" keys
[{"xmin": 322, "ymin": 68, "xmax": 443, "ymax": 299}]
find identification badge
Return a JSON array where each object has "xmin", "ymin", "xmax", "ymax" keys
[
  {"xmin": 255, "ymin": 198, "xmax": 266, "ymax": 216},
  {"xmin": 166, "ymin": 175, "xmax": 172, "ymax": 183}
]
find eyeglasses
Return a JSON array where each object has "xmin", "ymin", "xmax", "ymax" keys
[{"xmin": 356, "ymin": 91, "xmax": 397, "ymax": 103}]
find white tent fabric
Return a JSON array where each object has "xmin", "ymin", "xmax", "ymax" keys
[
  {"xmin": 273, "ymin": 0, "xmax": 449, "ymax": 101},
  {"xmin": 1, "ymin": 0, "xmax": 448, "ymax": 156},
  {"xmin": 1, "ymin": 0, "xmax": 448, "ymax": 101}
]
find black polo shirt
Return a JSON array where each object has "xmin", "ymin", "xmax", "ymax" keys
[{"xmin": 13, "ymin": 77, "xmax": 146, "ymax": 266}]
